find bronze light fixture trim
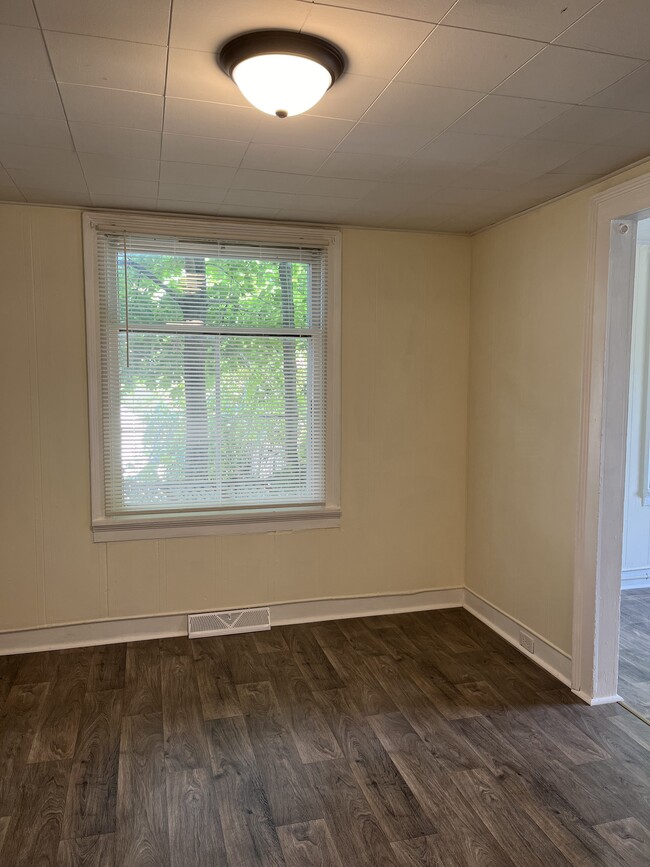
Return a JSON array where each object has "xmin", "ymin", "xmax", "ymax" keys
[{"xmin": 218, "ymin": 29, "xmax": 346, "ymax": 118}]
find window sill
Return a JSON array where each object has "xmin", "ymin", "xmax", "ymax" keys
[{"xmin": 92, "ymin": 506, "xmax": 341, "ymax": 542}]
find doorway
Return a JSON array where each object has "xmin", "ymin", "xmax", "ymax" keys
[
  {"xmin": 573, "ymin": 170, "xmax": 650, "ymax": 708},
  {"xmin": 619, "ymin": 217, "xmax": 650, "ymax": 721}
]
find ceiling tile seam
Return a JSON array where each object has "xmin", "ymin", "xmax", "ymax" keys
[
  {"xmin": 155, "ymin": 0, "xmax": 177, "ymax": 206},
  {"xmin": 579, "ymin": 59, "xmax": 650, "ymax": 110},
  {"xmin": 306, "ymin": 20, "xmax": 439, "ymax": 154},
  {"xmin": 547, "ymin": 0, "xmax": 607, "ymax": 45},
  {"xmin": 36, "ymin": 27, "xmax": 170, "ymax": 49},
  {"xmin": 489, "ymin": 50, "xmax": 645, "ymax": 109},
  {"xmin": 29, "ymin": 0, "xmax": 91, "ymax": 201},
  {"xmin": 300, "ymin": 0, "xmax": 448, "ymax": 27}
]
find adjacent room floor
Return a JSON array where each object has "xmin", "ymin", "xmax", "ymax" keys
[
  {"xmin": 1, "ymin": 608, "xmax": 649, "ymax": 866},
  {"xmin": 619, "ymin": 588, "xmax": 650, "ymax": 721}
]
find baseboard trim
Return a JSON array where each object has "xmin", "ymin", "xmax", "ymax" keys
[
  {"xmin": 0, "ymin": 587, "xmax": 464, "ymax": 655},
  {"xmin": 463, "ymin": 589, "xmax": 572, "ymax": 686},
  {"xmin": 572, "ymin": 689, "xmax": 622, "ymax": 706}
]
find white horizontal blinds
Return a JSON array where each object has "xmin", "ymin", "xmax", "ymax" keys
[{"xmin": 96, "ymin": 230, "xmax": 328, "ymax": 515}]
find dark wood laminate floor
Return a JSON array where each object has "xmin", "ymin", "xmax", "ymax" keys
[
  {"xmin": 1, "ymin": 608, "xmax": 650, "ymax": 866},
  {"xmin": 619, "ymin": 588, "xmax": 650, "ymax": 719}
]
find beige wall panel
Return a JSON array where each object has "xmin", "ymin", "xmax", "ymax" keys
[
  {"xmin": 107, "ymin": 541, "xmax": 159, "ymax": 618},
  {"xmin": 162, "ymin": 536, "xmax": 217, "ymax": 613},
  {"xmin": 0, "ymin": 209, "xmax": 470, "ymax": 631},
  {"xmin": 216, "ymin": 532, "xmax": 276, "ymax": 609},
  {"xmin": 0, "ymin": 206, "xmax": 42, "ymax": 628},
  {"xmin": 466, "ymin": 157, "xmax": 650, "ymax": 654},
  {"xmin": 29, "ymin": 207, "xmax": 107, "ymax": 624}
]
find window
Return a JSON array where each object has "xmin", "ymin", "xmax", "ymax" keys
[{"xmin": 84, "ymin": 213, "xmax": 340, "ymax": 541}]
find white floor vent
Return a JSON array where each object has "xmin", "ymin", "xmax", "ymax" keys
[{"xmin": 188, "ymin": 607, "xmax": 271, "ymax": 638}]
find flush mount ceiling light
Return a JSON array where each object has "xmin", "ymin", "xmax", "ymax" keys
[{"xmin": 218, "ymin": 30, "xmax": 345, "ymax": 119}]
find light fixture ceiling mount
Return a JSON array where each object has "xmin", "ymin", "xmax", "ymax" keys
[{"xmin": 218, "ymin": 30, "xmax": 345, "ymax": 119}]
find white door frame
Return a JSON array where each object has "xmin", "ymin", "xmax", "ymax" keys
[{"xmin": 573, "ymin": 170, "xmax": 650, "ymax": 704}]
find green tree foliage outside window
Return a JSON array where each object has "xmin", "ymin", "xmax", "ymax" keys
[{"xmin": 109, "ymin": 246, "xmax": 320, "ymax": 512}]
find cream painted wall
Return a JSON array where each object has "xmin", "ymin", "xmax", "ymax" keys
[
  {"xmin": 0, "ymin": 204, "xmax": 471, "ymax": 631},
  {"xmin": 466, "ymin": 157, "xmax": 650, "ymax": 655}
]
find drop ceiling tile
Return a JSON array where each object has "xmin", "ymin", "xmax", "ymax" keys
[
  {"xmin": 0, "ymin": 143, "xmax": 81, "ymax": 172},
  {"xmin": 60, "ymin": 85, "xmax": 164, "ymax": 130},
  {"xmin": 161, "ymin": 133, "xmax": 247, "ymax": 167},
  {"xmin": 441, "ymin": 0, "xmax": 601, "ymax": 42},
  {"xmin": 301, "ymin": 4, "xmax": 433, "ymax": 79},
  {"xmin": 485, "ymin": 186, "xmax": 562, "ymax": 213},
  {"xmin": 275, "ymin": 207, "xmax": 343, "ymax": 224},
  {"xmin": 158, "ymin": 199, "xmax": 226, "ymax": 215},
  {"xmin": 430, "ymin": 186, "xmax": 500, "ymax": 206},
  {"xmin": 93, "ymin": 194, "xmax": 158, "ymax": 210},
  {"xmin": 164, "ymin": 98, "xmax": 261, "ymax": 140},
  {"xmin": 453, "ymin": 167, "xmax": 541, "ymax": 191},
  {"xmin": 482, "ymin": 139, "xmax": 590, "ymax": 174},
  {"xmin": 308, "ymin": 1, "xmax": 456, "ymax": 22},
  {"xmin": 216, "ymin": 203, "xmax": 281, "ymax": 220},
  {"xmin": 307, "ymin": 74, "xmax": 388, "ymax": 121},
  {"xmin": 385, "ymin": 160, "xmax": 467, "ymax": 186},
  {"xmin": 495, "ymin": 45, "xmax": 643, "ymax": 104},
  {"xmin": 0, "ymin": 24, "xmax": 53, "ymax": 81},
  {"xmin": 362, "ymin": 81, "xmax": 482, "ymax": 132},
  {"xmin": 385, "ymin": 202, "xmax": 469, "ymax": 230},
  {"xmin": 315, "ymin": 151, "xmax": 402, "ymax": 181},
  {"xmin": 159, "ymin": 161, "xmax": 236, "ymax": 186},
  {"xmin": 555, "ymin": 0, "xmax": 650, "ymax": 61},
  {"xmin": 170, "ymin": 0, "xmax": 310, "ymax": 51},
  {"xmin": 302, "ymin": 176, "xmax": 377, "ymax": 198},
  {"xmin": 79, "ymin": 153, "xmax": 160, "ymax": 181},
  {"xmin": 166, "ymin": 48, "xmax": 247, "ymax": 106},
  {"xmin": 224, "ymin": 188, "xmax": 354, "ymax": 212},
  {"xmin": 86, "ymin": 176, "xmax": 159, "ymax": 197},
  {"xmin": 0, "ymin": 184, "xmax": 26, "ymax": 202},
  {"xmin": 336, "ymin": 206, "xmax": 405, "ymax": 227},
  {"xmin": 240, "ymin": 143, "xmax": 330, "ymax": 174},
  {"xmin": 528, "ymin": 105, "xmax": 650, "ymax": 145},
  {"xmin": 71, "ymin": 123, "xmax": 162, "ymax": 160},
  {"xmin": 157, "ymin": 182, "xmax": 227, "ymax": 204},
  {"xmin": 336, "ymin": 122, "xmax": 436, "ymax": 157},
  {"xmin": 22, "ymin": 188, "xmax": 92, "ymax": 206},
  {"xmin": 45, "ymin": 31, "xmax": 167, "ymax": 93},
  {"xmin": 415, "ymin": 132, "xmax": 520, "ymax": 166},
  {"xmin": 229, "ymin": 168, "xmax": 310, "ymax": 194},
  {"xmin": 585, "ymin": 63, "xmax": 650, "ymax": 112},
  {"xmin": 280, "ymin": 195, "xmax": 356, "ymax": 214},
  {"xmin": 0, "ymin": 115, "xmax": 73, "ymax": 149},
  {"xmin": 34, "ymin": 0, "xmax": 172, "ymax": 45},
  {"xmin": 251, "ymin": 114, "xmax": 354, "ymax": 150},
  {"xmin": 352, "ymin": 181, "xmax": 432, "ymax": 210},
  {"xmin": 0, "ymin": 80, "xmax": 65, "ymax": 119},
  {"xmin": 513, "ymin": 171, "xmax": 601, "ymax": 197},
  {"xmin": 0, "ymin": 0, "xmax": 39, "ymax": 28},
  {"xmin": 398, "ymin": 26, "xmax": 544, "ymax": 92},
  {"xmin": 599, "ymin": 115, "xmax": 650, "ymax": 150},
  {"xmin": 7, "ymin": 164, "xmax": 87, "ymax": 191},
  {"xmin": 449, "ymin": 95, "xmax": 573, "ymax": 137},
  {"xmin": 552, "ymin": 142, "xmax": 650, "ymax": 174}
]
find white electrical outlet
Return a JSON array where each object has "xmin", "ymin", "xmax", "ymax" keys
[{"xmin": 519, "ymin": 631, "xmax": 535, "ymax": 654}]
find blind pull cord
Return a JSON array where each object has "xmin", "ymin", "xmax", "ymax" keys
[{"xmin": 123, "ymin": 234, "xmax": 130, "ymax": 368}]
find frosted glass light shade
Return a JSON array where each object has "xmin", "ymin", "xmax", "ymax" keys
[
  {"xmin": 218, "ymin": 31, "xmax": 345, "ymax": 119},
  {"xmin": 233, "ymin": 54, "xmax": 333, "ymax": 118}
]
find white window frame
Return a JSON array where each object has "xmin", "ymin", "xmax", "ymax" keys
[{"xmin": 83, "ymin": 211, "xmax": 341, "ymax": 542}]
